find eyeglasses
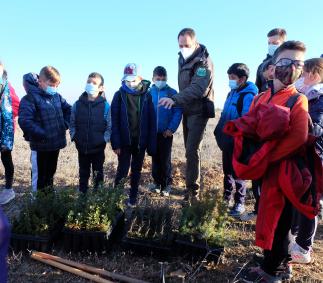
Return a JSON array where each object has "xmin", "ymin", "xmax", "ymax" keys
[{"xmin": 275, "ymin": 58, "xmax": 304, "ymax": 69}]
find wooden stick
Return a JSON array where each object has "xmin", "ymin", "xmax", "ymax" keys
[
  {"xmin": 31, "ymin": 253, "xmax": 114, "ymax": 283},
  {"xmin": 32, "ymin": 251, "xmax": 150, "ymax": 283}
]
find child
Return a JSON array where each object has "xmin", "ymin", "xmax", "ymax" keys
[
  {"xmin": 0, "ymin": 62, "xmax": 19, "ymax": 205},
  {"xmin": 214, "ymin": 63, "xmax": 258, "ymax": 217},
  {"xmin": 18, "ymin": 66, "xmax": 71, "ymax": 192},
  {"xmin": 291, "ymin": 57, "xmax": 323, "ymax": 263},
  {"xmin": 240, "ymin": 41, "xmax": 310, "ymax": 282},
  {"xmin": 111, "ymin": 63, "xmax": 156, "ymax": 207},
  {"xmin": 149, "ymin": 66, "xmax": 182, "ymax": 196},
  {"xmin": 70, "ymin": 72, "xmax": 111, "ymax": 193}
]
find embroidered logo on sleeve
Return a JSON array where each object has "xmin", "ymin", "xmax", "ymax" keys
[{"xmin": 196, "ymin": 67, "xmax": 207, "ymax": 77}]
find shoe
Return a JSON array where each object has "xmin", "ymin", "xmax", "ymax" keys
[
  {"xmin": 291, "ymin": 242, "xmax": 312, "ymax": 264},
  {"xmin": 240, "ymin": 211, "xmax": 257, "ymax": 221},
  {"xmin": 148, "ymin": 183, "xmax": 161, "ymax": 194},
  {"xmin": 241, "ymin": 266, "xmax": 282, "ymax": 283},
  {"xmin": 252, "ymin": 253, "xmax": 292, "ymax": 280},
  {"xmin": 161, "ymin": 185, "xmax": 171, "ymax": 197},
  {"xmin": 229, "ymin": 203, "xmax": 245, "ymax": 218},
  {"xmin": 0, "ymin": 188, "xmax": 15, "ymax": 205}
]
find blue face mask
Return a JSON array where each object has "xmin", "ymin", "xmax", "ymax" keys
[
  {"xmin": 46, "ymin": 86, "xmax": 57, "ymax": 95},
  {"xmin": 229, "ymin": 80, "xmax": 239, "ymax": 90},
  {"xmin": 85, "ymin": 83, "xmax": 99, "ymax": 96},
  {"xmin": 155, "ymin": 80, "xmax": 167, "ymax": 89}
]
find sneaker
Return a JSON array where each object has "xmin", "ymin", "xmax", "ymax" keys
[
  {"xmin": 252, "ymin": 254, "xmax": 293, "ymax": 280},
  {"xmin": 291, "ymin": 242, "xmax": 312, "ymax": 264},
  {"xmin": 229, "ymin": 203, "xmax": 245, "ymax": 218},
  {"xmin": 148, "ymin": 183, "xmax": 161, "ymax": 194},
  {"xmin": 0, "ymin": 188, "xmax": 15, "ymax": 205},
  {"xmin": 241, "ymin": 266, "xmax": 282, "ymax": 283},
  {"xmin": 161, "ymin": 185, "xmax": 171, "ymax": 197},
  {"xmin": 240, "ymin": 211, "xmax": 257, "ymax": 221}
]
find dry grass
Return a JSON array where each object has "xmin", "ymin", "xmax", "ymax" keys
[{"xmin": 1, "ymin": 115, "xmax": 322, "ymax": 283}]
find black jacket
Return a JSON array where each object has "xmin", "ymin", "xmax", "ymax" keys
[
  {"xmin": 173, "ymin": 44, "xmax": 214, "ymax": 116},
  {"xmin": 70, "ymin": 93, "xmax": 111, "ymax": 154},
  {"xmin": 255, "ymin": 54, "xmax": 272, "ymax": 93}
]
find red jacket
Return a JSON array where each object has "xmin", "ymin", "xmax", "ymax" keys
[
  {"xmin": 8, "ymin": 83, "xmax": 20, "ymax": 130},
  {"xmin": 224, "ymin": 101, "xmax": 322, "ymax": 250}
]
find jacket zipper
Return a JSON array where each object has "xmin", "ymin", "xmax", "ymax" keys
[
  {"xmin": 49, "ymin": 97, "xmax": 61, "ymax": 133},
  {"xmin": 85, "ymin": 103, "xmax": 91, "ymax": 153},
  {"xmin": 121, "ymin": 92, "xmax": 132, "ymax": 145}
]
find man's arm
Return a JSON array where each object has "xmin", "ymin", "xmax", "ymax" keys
[{"xmin": 172, "ymin": 63, "xmax": 212, "ymax": 106}]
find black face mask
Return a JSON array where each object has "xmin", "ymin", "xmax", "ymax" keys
[{"xmin": 274, "ymin": 65, "xmax": 302, "ymax": 86}]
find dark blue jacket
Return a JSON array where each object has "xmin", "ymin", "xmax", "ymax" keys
[
  {"xmin": 18, "ymin": 73, "xmax": 71, "ymax": 151},
  {"xmin": 307, "ymin": 84, "xmax": 323, "ymax": 160},
  {"xmin": 70, "ymin": 92, "xmax": 111, "ymax": 154},
  {"xmin": 150, "ymin": 84, "xmax": 182, "ymax": 133},
  {"xmin": 215, "ymin": 81, "xmax": 258, "ymax": 151},
  {"xmin": 111, "ymin": 80, "xmax": 157, "ymax": 155}
]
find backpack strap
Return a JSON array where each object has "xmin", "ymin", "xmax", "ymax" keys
[
  {"xmin": 236, "ymin": 92, "xmax": 255, "ymax": 117},
  {"xmin": 285, "ymin": 93, "xmax": 301, "ymax": 110}
]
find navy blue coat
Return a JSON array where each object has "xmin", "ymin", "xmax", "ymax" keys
[
  {"xmin": 111, "ymin": 81, "xmax": 157, "ymax": 155},
  {"xmin": 18, "ymin": 73, "xmax": 71, "ymax": 151},
  {"xmin": 307, "ymin": 85, "xmax": 323, "ymax": 160}
]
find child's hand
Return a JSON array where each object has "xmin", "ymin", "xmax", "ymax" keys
[
  {"xmin": 163, "ymin": 130, "xmax": 173, "ymax": 138},
  {"xmin": 114, "ymin": 149, "xmax": 121, "ymax": 155}
]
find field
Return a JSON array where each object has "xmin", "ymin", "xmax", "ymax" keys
[{"xmin": 1, "ymin": 114, "xmax": 323, "ymax": 283}]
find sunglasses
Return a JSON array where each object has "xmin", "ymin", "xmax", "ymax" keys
[{"xmin": 275, "ymin": 58, "xmax": 304, "ymax": 69}]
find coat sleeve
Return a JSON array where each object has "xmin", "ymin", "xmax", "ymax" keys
[
  {"xmin": 18, "ymin": 96, "xmax": 46, "ymax": 140},
  {"xmin": 147, "ymin": 94, "xmax": 157, "ymax": 156},
  {"xmin": 69, "ymin": 103, "xmax": 76, "ymax": 141},
  {"xmin": 0, "ymin": 91, "xmax": 14, "ymax": 150},
  {"xmin": 269, "ymin": 95, "xmax": 309, "ymax": 162},
  {"xmin": 255, "ymin": 63, "xmax": 264, "ymax": 92},
  {"xmin": 172, "ymin": 62, "xmax": 212, "ymax": 106},
  {"xmin": 60, "ymin": 95, "xmax": 72, "ymax": 130},
  {"xmin": 104, "ymin": 103, "xmax": 112, "ymax": 143},
  {"xmin": 111, "ymin": 92, "xmax": 121, "ymax": 150},
  {"xmin": 8, "ymin": 83, "xmax": 20, "ymax": 119}
]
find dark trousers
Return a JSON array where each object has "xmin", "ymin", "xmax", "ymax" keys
[
  {"xmin": 252, "ymin": 179, "xmax": 262, "ymax": 214},
  {"xmin": 291, "ymin": 209, "xmax": 318, "ymax": 251},
  {"xmin": 114, "ymin": 145, "xmax": 145, "ymax": 204},
  {"xmin": 78, "ymin": 150, "xmax": 105, "ymax": 193},
  {"xmin": 1, "ymin": 151, "xmax": 14, "ymax": 189},
  {"xmin": 222, "ymin": 149, "xmax": 246, "ymax": 205},
  {"xmin": 152, "ymin": 133, "xmax": 173, "ymax": 188},
  {"xmin": 262, "ymin": 199, "xmax": 292, "ymax": 276},
  {"xmin": 31, "ymin": 150, "xmax": 60, "ymax": 192}
]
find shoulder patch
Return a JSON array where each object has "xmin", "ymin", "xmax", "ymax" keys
[{"xmin": 196, "ymin": 67, "xmax": 207, "ymax": 77}]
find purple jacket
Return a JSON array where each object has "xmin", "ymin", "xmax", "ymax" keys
[{"xmin": 0, "ymin": 208, "xmax": 10, "ymax": 283}]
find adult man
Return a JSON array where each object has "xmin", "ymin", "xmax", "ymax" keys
[
  {"xmin": 255, "ymin": 28, "xmax": 287, "ymax": 92},
  {"xmin": 159, "ymin": 28, "xmax": 214, "ymax": 201}
]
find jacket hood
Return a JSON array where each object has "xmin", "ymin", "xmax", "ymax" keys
[
  {"xmin": 79, "ymin": 91, "xmax": 106, "ymax": 104},
  {"xmin": 238, "ymin": 81, "xmax": 259, "ymax": 96},
  {"xmin": 305, "ymin": 83, "xmax": 323, "ymax": 101}
]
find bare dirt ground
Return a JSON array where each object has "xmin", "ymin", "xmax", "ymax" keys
[{"xmin": 1, "ymin": 115, "xmax": 322, "ymax": 283}]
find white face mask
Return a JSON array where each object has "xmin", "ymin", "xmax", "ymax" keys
[
  {"xmin": 180, "ymin": 47, "xmax": 195, "ymax": 60},
  {"xmin": 268, "ymin": 44, "xmax": 279, "ymax": 56},
  {"xmin": 85, "ymin": 83, "xmax": 99, "ymax": 97},
  {"xmin": 295, "ymin": 77, "xmax": 310, "ymax": 94}
]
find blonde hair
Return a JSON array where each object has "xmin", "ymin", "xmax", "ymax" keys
[
  {"xmin": 39, "ymin": 66, "xmax": 61, "ymax": 84},
  {"xmin": 304, "ymin": 58, "xmax": 323, "ymax": 83}
]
